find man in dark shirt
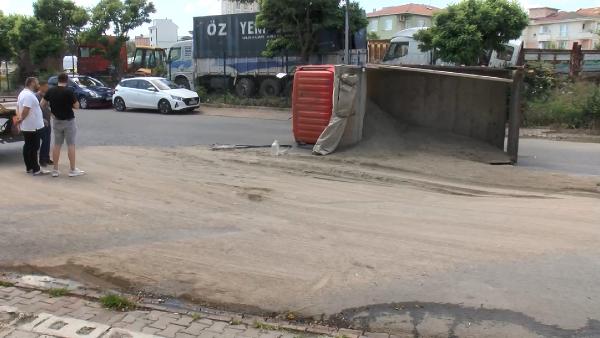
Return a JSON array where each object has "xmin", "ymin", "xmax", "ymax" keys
[
  {"xmin": 36, "ymin": 81, "xmax": 52, "ymax": 166},
  {"xmin": 41, "ymin": 73, "xmax": 85, "ymax": 177}
]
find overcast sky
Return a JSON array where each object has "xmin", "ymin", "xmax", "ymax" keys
[{"xmin": 1, "ymin": 0, "xmax": 597, "ymax": 37}]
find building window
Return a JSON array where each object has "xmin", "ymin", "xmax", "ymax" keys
[
  {"xmin": 560, "ymin": 24, "xmax": 568, "ymax": 37},
  {"xmin": 79, "ymin": 47, "xmax": 90, "ymax": 58},
  {"xmin": 369, "ymin": 19, "xmax": 378, "ymax": 32},
  {"xmin": 539, "ymin": 25, "xmax": 550, "ymax": 34},
  {"xmin": 417, "ymin": 19, "xmax": 425, "ymax": 27},
  {"xmin": 384, "ymin": 18, "xmax": 393, "ymax": 31},
  {"xmin": 558, "ymin": 40, "xmax": 569, "ymax": 49}
]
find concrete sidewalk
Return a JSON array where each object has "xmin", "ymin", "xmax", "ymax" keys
[{"xmin": 0, "ymin": 285, "xmax": 367, "ymax": 338}]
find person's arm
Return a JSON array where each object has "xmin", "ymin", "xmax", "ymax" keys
[
  {"xmin": 40, "ymin": 98, "xmax": 49, "ymax": 109},
  {"xmin": 71, "ymin": 91, "xmax": 79, "ymax": 109},
  {"xmin": 19, "ymin": 106, "xmax": 31, "ymax": 123}
]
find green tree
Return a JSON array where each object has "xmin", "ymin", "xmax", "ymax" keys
[
  {"xmin": 85, "ymin": 0, "xmax": 156, "ymax": 75},
  {"xmin": 33, "ymin": 0, "xmax": 88, "ymax": 44},
  {"xmin": 0, "ymin": 11, "xmax": 16, "ymax": 61},
  {"xmin": 367, "ymin": 32, "xmax": 380, "ymax": 40},
  {"xmin": 238, "ymin": 0, "xmax": 367, "ymax": 62},
  {"xmin": 414, "ymin": 0, "xmax": 528, "ymax": 65}
]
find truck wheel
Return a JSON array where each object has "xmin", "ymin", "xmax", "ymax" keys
[
  {"xmin": 158, "ymin": 99, "xmax": 172, "ymax": 114},
  {"xmin": 234, "ymin": 78, "xmax": 255, "ymax": 98},
  {"xmin": 259, "ymin": 78, "xmax": 281, "ymax": 97},
  {"xmin": 175, "ymin": 76, "xmax": 190, "ymax": 89}
]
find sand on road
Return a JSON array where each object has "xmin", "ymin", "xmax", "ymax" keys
[{"xmin": 1, "ymin": 144, "xmax": 600, "ymax": 336}]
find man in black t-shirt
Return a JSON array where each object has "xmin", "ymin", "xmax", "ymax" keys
[{"xmin": 41, "ymin": 73, "xmax": 85, "ymax": 177}]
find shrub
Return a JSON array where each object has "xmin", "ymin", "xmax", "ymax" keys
[{"xmin": 524, "ymin": 81, "xmax": 600, "ymax": 128}]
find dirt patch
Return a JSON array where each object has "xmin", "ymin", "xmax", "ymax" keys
[{"xmin": 2, "ymin": 145, "xmax": 600, "ymax": 329}]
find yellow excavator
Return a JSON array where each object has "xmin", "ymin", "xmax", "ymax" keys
[{"xmin": 128, "ymin": 46, "xmax": 167, "ymax": 77}]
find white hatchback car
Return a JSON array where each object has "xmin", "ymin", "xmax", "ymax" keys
[{"xmin": 113, "ymin": 77, "xmax": 200, "ymax": 114}]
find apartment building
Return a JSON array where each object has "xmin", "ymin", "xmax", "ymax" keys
[
  {"xmin": 222, "ymin": 0, "xmax": 260, "ymax": 14},
  {"xmin": 367, "ymin": 3, "xmax": 438, "ymax": 40},
  {"xmin": 522, "ymin": 7, "xmax": 600, "ymax": 49},
  {"xmin": 148, "ymin": 19, "xmax": 179, "ymax": 49}
]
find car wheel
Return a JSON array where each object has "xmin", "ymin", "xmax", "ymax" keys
[
  {"xmin": 158, "ymin": 99, "xmax": 172, "ymax": 114},
  {"xmin": 113, "ymin": 97, "xmax": 126, "ymax": 112},
  {"xmin": 79, "ymin": 96, "xmax": 88, "ymax": 109}
]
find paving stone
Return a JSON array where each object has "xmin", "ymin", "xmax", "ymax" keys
[
  {"xmin": 21, "ymin": 291, "xmax": 42, "ymax": 299},
  {"xmin": 227, "ymin": 325, "xmax": 247, "ymax": 331},
  {"xmin": 149, "ymin": 318, "xmax": 171, "ymax": 330},
  {"xmin": 156, "ymin": 323, "xmax": 185, "ymax": 338},
  {"xmin": 197, "ymin": 331, "xmax": 220, "ymax": 338},
  {"xmin": 141, "ymin": 327, "xmax": 160, "ymax": 335},
  {"xmin": 338, "ymin": 328, "xmax": 363, "ymax": 338},
  {"xmin": 0, "ymin": 328, "xmax": 15, "ymax": 338},
  {"xmin": 306, "ymin": 325, "xmax": 335, "ymax": 336},
  {"xmin": 18, "ymin": 313, "xmax": 53, "ymax": 331},
  {"xmin": 206, "ymin": 321, "xmax": 228, "ymax": 333},
  {"xmin": 106, "ymin": 313, "xmax": 128, "ymax": 325},
  {"xmin": 237, "ymin": 328, "xmax": 261, "ymax": 338},
  {"xmin": 103, "ymin": 327, "xmax": 161, "ymax": 338},
  {"xmin": 121, "ymin": 313, "xmax": 140, "ymax": 324},
  {"xmin": 175, "ymin": 332, "xmax": 196, "ymax": 338},
  {"xmin": 182, "ymin": 322, "xmax": 210, "ymax": 335},
  {"xmin": 31, "ymin": 314, "xmax": 110, "ymax": 338},
  {"xmin": 195, "ymin": 319, "xmax": 214, "ymax": 326},
  {"xmin": 258, "ymin": 332, "xmax": 282, "ymax": 338},
  {"xmin": 279, "ymin": 324, "xmax": 306, "ymax": 333},
  {"xmin": 364, "ymin": 332, "xmax": 390, "ymax": 338},
  {"xmin": 5, "ymin": 330, "xmax": 39, "ymax": 338},
  {"xmin": 123, "ymin": 319, "xmax": 152, "ymax": 332},
  {"xmin": 172, "ymin": 316, "xmax": 193, "ymax": 326}
]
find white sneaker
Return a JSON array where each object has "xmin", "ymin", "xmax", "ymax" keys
[
  {"xmin": 33, "ymin": 169, "xmax": 51, "ymax": 176},
  {"xmin": 51, "ymin": 170, "xmax": 60, "ymax": 177},
  {"xmin": 68, "ymin": 168, "xmax": 86, "ymax": 177}
]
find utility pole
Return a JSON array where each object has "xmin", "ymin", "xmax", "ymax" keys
[{"xmin": 345, "ymin": 0, "xmax": 350, "ymax": 65}]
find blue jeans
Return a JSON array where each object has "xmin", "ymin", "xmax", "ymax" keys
[{"xmin": 39, "ymin": 125, "xmax": 51, "ymax": 163}]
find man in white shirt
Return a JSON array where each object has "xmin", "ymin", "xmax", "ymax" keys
[{"xmin": 17, "ymin": 77, "xmax": 49, "ymax": 175}]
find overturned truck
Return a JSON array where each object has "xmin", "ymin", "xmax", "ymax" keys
[{"xmin": 293, "ymin": 65, "xmax": 523, "ymax": 163}]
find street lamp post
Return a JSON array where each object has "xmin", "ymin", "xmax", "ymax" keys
[{"xmin": 345, "ymin": 0, "xmax": 350, "ymax": 65}]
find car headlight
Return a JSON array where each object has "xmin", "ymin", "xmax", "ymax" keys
[
  {"xmin": 171, "ymin": 95, "xmax": 183, "ymax": 101},
  {"xmin": 87, "ymin": 90, "xmax": 99, "ymax": 98}
]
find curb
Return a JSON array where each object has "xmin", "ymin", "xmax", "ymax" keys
[
  {"xmin": 0, "ymin": 276, "xmax": 381, "ymax": 338},
  {"xmin": 201, "ymin": 103, "xmax": 290, "ymax": 112}
]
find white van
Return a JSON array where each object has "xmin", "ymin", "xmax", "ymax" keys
[
  {"xmin": 63, "ymin": 55, "xmax": 78, "ymax": 73},
  {"xmin": 382, "ymin": 27, "xmax": 434, "ymax": 66},
  {"xmin": 382, "ymin": 27, "xmax": 521, "ymax": 68}
]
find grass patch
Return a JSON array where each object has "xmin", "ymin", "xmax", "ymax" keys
[
  {"xmin": 191, "ymin": 312, "xmax": 202, "ymax": 321},
  {"xmin": 48, "ymin": 288, "xmax": 69, "ymax": 297},
  {"xmin": 230, "ymin": 319, "xmax": 242, "ymax": 325},
  {"xmin": 254, "ymin": 320, "xmax": 277, "ymax": 330},
  {"xmin": 0, "ymin": 281, "xmax": 15, "ymax": 287},
  {"xmin": 99, "ymin": 294, "xmax": 135, "ymax": 311},
  {"xmin": 524, "ymin": 78, "xmax": 600, "ymax": 129}
]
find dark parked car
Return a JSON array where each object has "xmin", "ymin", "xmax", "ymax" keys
[{"xmin": 48, "ymin": 75, "xmax": 114, "ymax": 109}]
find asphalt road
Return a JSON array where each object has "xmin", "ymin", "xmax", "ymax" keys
[
  {"xmin": 518, "ymin": 138, "xmax": 600, "ymax": 176},
  {"xmin": 2, "ymin": 107, "xmax": 600, "ymax": 337},
  {"xmin": 4, "ymin": 107, "xmax": 599, "ymax": 177}
]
